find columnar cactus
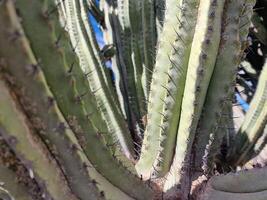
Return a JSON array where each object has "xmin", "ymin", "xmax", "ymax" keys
[{"xmin": 0, "ymin": 0, "xmax": 266, "ymax": 200}]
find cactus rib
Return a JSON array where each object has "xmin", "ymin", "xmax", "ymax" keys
[
  {"xmin": 64, "ymin": 0, "xmax": 134, "ymax": 159},
  {"xmin": 164, "ymin": 0, "xmax": 225, "ymax": 194},
  {"xmin": 191, "ymin": 0, "xmax": 245, "ymax": 178}
]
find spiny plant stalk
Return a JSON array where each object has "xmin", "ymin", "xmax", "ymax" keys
[{"xmin": 1, "ymin": 0, "xmax": 267, "ymax": 199}]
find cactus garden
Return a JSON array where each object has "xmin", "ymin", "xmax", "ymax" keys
[{"xmin": 0, "ymin": 0, "xmax": 267, "ymax": 199}]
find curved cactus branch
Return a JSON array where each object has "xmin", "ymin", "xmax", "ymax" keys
[
  {"xmin": 227, "ymin": 59, "xmax": 267, "ymax": 166},
  {"xmin": 1, "ymin": 0, "xmax": 153, "ymax": 199},
  {"xmin": 198, "ymin": 167, "xmax": 267, "ymax": 200}
]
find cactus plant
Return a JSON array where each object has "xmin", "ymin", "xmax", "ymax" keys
[{"xmin": 0, "ymin": 0, "xmax": 267, "ymax": 200}]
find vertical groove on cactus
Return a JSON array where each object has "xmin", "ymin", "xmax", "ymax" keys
[
  {"xmin": 116, "ymin": 0, "xmax": 143, "ymax": 130},
  {"xmin": 191, "ymin": 0, "xmax": 244, "ymax": 179},
  {"xmin": 164, "ymin": 0, "xmax": 225, "ymax": 195},
  {"xmin": 129, "ymin": 0, "xmax": 146, "ymax": 119},
  {"xmin": 136, "ymin": 0, "xmax": 199, "ymax": 180},
  {"xmin": 141, "ymin": 0, "xmax": 156, "ymax": 100},
  {"xmin": 64, "ymin": 0, "xmax": 134, "ymax": 159}
]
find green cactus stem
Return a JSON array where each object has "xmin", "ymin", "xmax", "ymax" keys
[
  {"xmin": 227, "ymin": 59, "xmax": 267, "ymax": 166},
  {"xmin": 0, "ymin": 80, "xmax": 78, "ymax": 200},
  {"xmin": 164, "ymin": 0, "xmax": 225, "ymax": 194},
  {"xmin": 198, "ymin": 167, "xmax": 267, "ymax": 200},
  {"xmin": 191, "ymin": 0, "xmax": 245, "ymax": 179},
  {"xmin": 136, "ymin": 0, "xmax": 199, "ymax": 179},
  {"xmin": 1, "ymin": 0, "xmax": 153, "ymax": 199}
]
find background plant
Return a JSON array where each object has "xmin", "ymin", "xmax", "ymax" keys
[{"xmin": 0, "ymin": 0, "xmax": 266, "ymax": 200}]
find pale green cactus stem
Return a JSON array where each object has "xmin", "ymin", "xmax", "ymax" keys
[
  {"xmin": 191, "ymin": 0, "xmax": 245, "ymax": 179},
  {"xmin": 9, "ymin": 0, "xmax": 153, "ymax": 199},
  {"xmin": 55, "ymin": 0, "xmax": 117, "ymax": 153},
  {"xmin": 164, "ymin": 0, "xmax": 225, "ymax": 195},
  {"xmin": 227, "ymin": 60, "xmax": 267, "ymax": 166},
  {"xmin": 136, "ymin": 0, "xmax": 199, "ymax": 180},
  {"xmin": 64, "ymin": 0, "xmax": 135, "ymax": 159},
  {"xmin": 198, "ymin": 167, "xmax": 267, "ymax": 200},
  {"xmin": 0, "ymin": 166, "xmax": 33, "ymax": 200},
  {"xmin": 0, "ymin": 80, "xmax": 78, "ymax": 200}
]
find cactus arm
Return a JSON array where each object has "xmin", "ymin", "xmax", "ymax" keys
[
  {"xmin": 64, "ymin": 0, "xmax": 135, "ymax": 158},
  {"xmin": 10, "ymin": 0, "xmax": 153, "ymax": 198},
  {"xmin": 0, "ymin": 166, "xmax": 33, "ymax": 200},
  {"xmin": 199, "ymin": 167, "xmax": 267, "ymax": 200},
  {"xmin": 0, "ymin": 80, "xmax": 78, "ymax": 200},
  {"xmin": 0, "ymin": 2, "xmax": 138, "ymax": 199},
  {"xmin": 191, "ymin": 0, "xmax": 244, "ymax": 178},
  {"xmin": 164, "ymin": 0, "xmax": 225, "ymax": 194},
  {"xmin": 136, "ymin": 0, "xmax": 199, "ymax": 179},
  {"xmin": 227, "ymin": 60, "xmax": 267, "ymax": 166},
  {"xmin": 0, "ymin": 2, "xmax": 111, "ymax": 199}
]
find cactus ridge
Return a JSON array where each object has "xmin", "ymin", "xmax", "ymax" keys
[
  {"xmin": 136, "ymin": 0, "xmax": 186, "ymax": 179},
  {"xmin": 191, "ymin": 0, "xmax": 244, "ymax": 178},
  {"xmin": 164, "ymin": 0, "xmax": 225, "ymax": 194},
  {"xmin": 64, "ymin": 0, "xmax": 134, "ymax": 159}
]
